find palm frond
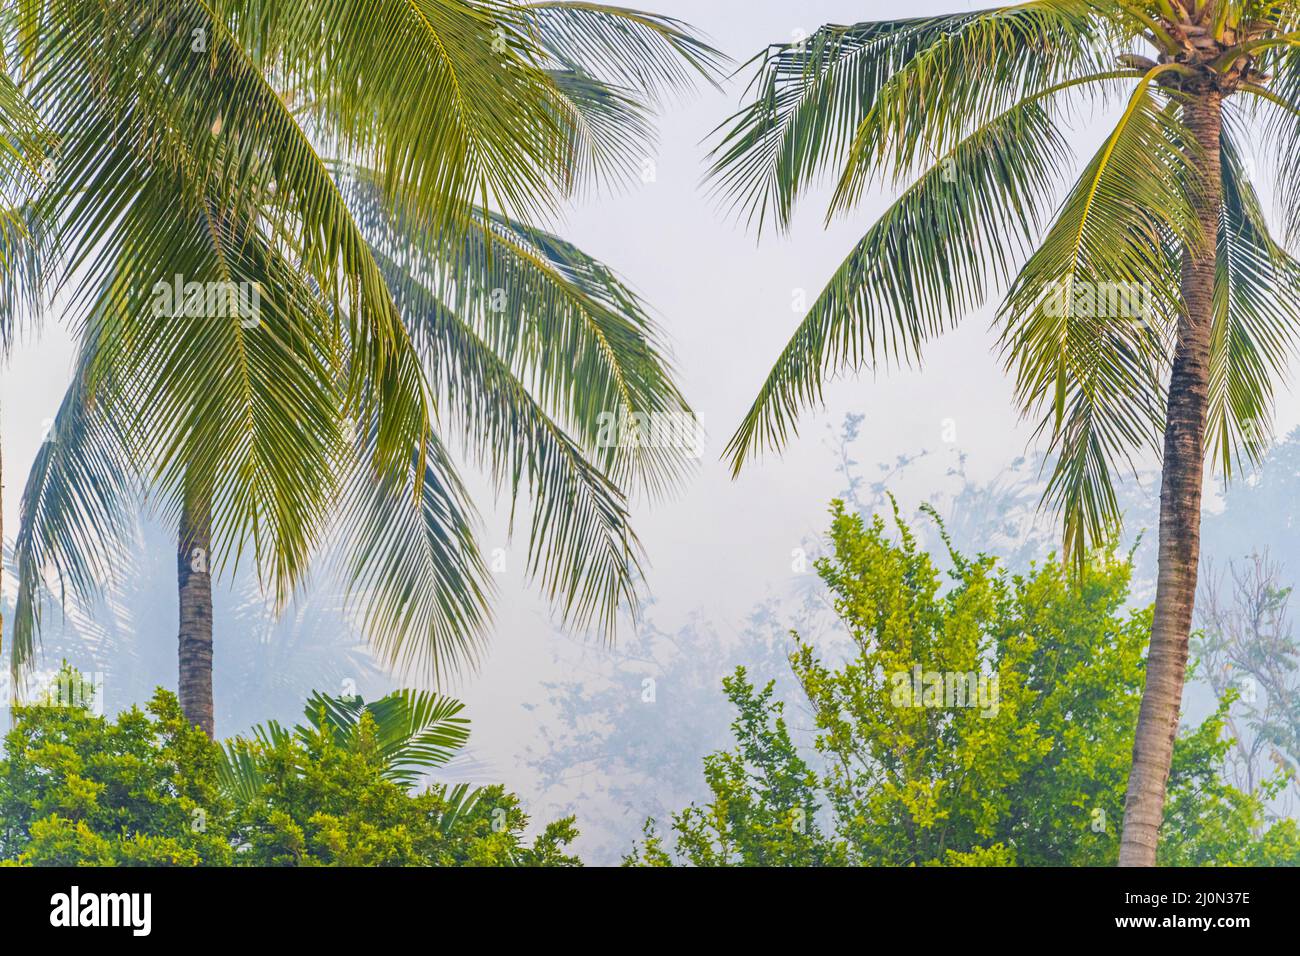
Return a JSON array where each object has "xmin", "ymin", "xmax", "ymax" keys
[
  {"xmin": 350, "ymin": 176, "xmax": 694, "ymax": 493},
  {"xmin": 334, "ymin": 416, "xmax": 492, "ymax": 686},
  {"xmin": 830, "ymin": 2, "xmax": 1118, "ymax": 216},
  {"xmin": 542, "ymin": 67, "xmax": 658, "ymax": 191},
  {"xmin": 210, "ymin": 0, "xmax": 720, "ymax": 222},
  {"xmin": 21, "ymin": 0, "xmax": 431, "ymax": 488},
  {"xmin": 517, "ymin": 3, "xmax": 726, "ymax": 190},
  {"xmin": 1207, "ymin": 116, "xmax": 1300, "ymax": 476},
  {"xmin": 375, "ymin": 241, "xmax": 648, "ymax": 642},
  {"xmin": 300, "ymin": 687, "xmax": 470, "ymax": 786},
  {"xmin": 1250, "ymin": 44, "xmax": 1300, "ymax": 243},
  {"xmin": 78, "ymin": 173, "xmax": 347, "ymax": 607},
  {"xmin": 216, "ymin": 719, "xmax": 291, "ymax": 804},
  {"xmin": 725, "ymin": 99, "xmax": 1072, "ymax": 474},
  {"xmin": 0, "ymin": 196, "xmax": 54, "ymax": 357},
  {"xmin": 428, "ymin": 781, "xmax": 485, "ymax": 834},
  {"xmin": 0, "ymin": 60, "xmax": 54, "ymax": 353},
  {"xmin": 343, "ymin": 172, "xmax": 658, "ymax": 646},
  {"xmin": 217, "ymin": 688, "xmax": 471, "ymax": 799},
  {"xmin": 520, "ymin": 1, "xmax": 727, "ymax": 100},
  {"xmin": 9, "ymin": 330, "xmax": 138, "ymax": 695},
  {"xmin": 1001, "ymin": 76, "xmax": 1200, "ymax": 560},
  {"xmin": 707, "ymin": 3, "xmax": 1112, "ymax": 233}
]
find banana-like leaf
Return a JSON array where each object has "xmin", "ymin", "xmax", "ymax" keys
[{"xmin": 218, "ymin": 688, "xmax": 471, "ymax": 800}]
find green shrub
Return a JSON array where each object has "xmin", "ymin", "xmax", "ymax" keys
[
  {"xmin": 626, "ymin": 501, "xmax": 1300, "ymax": 867},
  {"xmin": 0, "ymin": 677, "xmax": 578, "ymax": 867}
]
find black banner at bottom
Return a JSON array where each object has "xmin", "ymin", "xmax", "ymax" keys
[{"xmin": 0, "ymin": 865, "xmax": 1290, "ymax": 942}]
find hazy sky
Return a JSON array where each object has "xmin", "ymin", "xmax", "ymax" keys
[{"xmin": 4, "ymin": 1, "xmax": 1299, "ymax": 858}]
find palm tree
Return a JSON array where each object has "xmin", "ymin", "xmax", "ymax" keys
[
  {"xmin": 711, "ymin": 1, "xmax": 1300, "ymax": 865},
  {"xmin": 2, "ymin": 1, "xmax": 723, "ymax": 737}
]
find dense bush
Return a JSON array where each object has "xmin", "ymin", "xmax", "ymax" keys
[
  {"xmin": 0, "ymin": 682, "xmax": 578, "ymax": 867},
  {"xmin": 626, "ymin": 501, "xmax": 1300, "ymax": 867}
]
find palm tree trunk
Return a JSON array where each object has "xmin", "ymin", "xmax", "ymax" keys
[
  {"xmin": 177, "ymin": 487, "xmax": 215, "ymax": 738},
  {"xmin": 1119, "ymin": 90, "xmax": 1222, "ymax": 866}
]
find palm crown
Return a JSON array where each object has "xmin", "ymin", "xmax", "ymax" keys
[{"xmin": 716, "ymin": 0, "xmax": 1300, "ymax": 554}]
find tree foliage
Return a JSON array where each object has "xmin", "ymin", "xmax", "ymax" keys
[
  {"xmin": 627, "ymin": 500, "xmax": 1300, "ymax": 866},
  {"xmin": 0, "ymin": 672, "xmax": 578, "ymax": 866},
  {"xmin": 4, "ymin": 0, "xmax": 725, "ymax": 693}
]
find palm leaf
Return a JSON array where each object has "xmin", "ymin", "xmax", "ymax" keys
[
  {"xmin": 707, "ymin": 3, "xmax": 1111, "ymax": 233},
  {"xmin": 334, "ymin": 415, "xmax": 492, "ymax": 685},
  {"xmin": 1001, "ymin": 75, "xmax": 1200, "ymax": 560},
  {"xmin": 521, "ymin": 1, "xmax": 727, "ymax": 100},
  {"xmin": 218, "ymin": 688, "xmax": 472, "ymax": 799},
  {"xmin": 20, "ymin": 0, "xmax": 431, "ymax": 487},
  {"xmin": 830, "ymin": 1, "xmax": 1118, "ymax": 216},
  {"xmin": 1207, "ymin": 115, "xmax": 1300, "ymax": 475},
  {"xmin": 342, "ymin": 173, "xmax": 662, "ymax": 650},
  {"xmin": 300, "ymin": 687, "xmax": 470, "ymax": 786},
  {"xmin": 9, "ymin": 330, "xmax": 137, "ymax": 698},
  {"xmin": 725, "ymin": 99, "xmax": 1072, "ymax": 474}
]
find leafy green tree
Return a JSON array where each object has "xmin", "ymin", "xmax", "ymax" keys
[
  {"xmin": 527, "ymin": 425, "xmax": 1300, "ymax": 863},
  {"xmin": 712, "ymin": 0, "xmax": 1300, "ymax": 865},
  {"xmin": 0, "ymin": 670, "xmax": 580, "ymax": 866},
  {"xmin": 0, "ymin": 676, "xmax": 234, "ymax": 865},
  {"xmin": 628, "ymin": 502, "xmax": 1300, "ymax": 866},
  {"xmin": 3, "ymin": 1, "xmax": 723, "ymax": 737},
  {"xmin": 623, "ymin": 671, "xmax": 843, "ymax": 868},
  {"xmin": 219, "ymin": 690, "xmax": 580, "ymax": 866}
]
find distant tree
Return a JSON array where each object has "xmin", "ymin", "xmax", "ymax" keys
[
  {"xmin": 1202, "ymin": 429, "xmax": 1300, "ymax": 574},
  {"xmin": 825, "ymin": 413, "xmax": 1158, "ymax": 576},
  {"xmin": 525, "ymin": 601, "xmax": 817, "ymax": 863},
  {"xmin": 1194, "ymin": 552, "xmax": 1300, "ymax": 813}
]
